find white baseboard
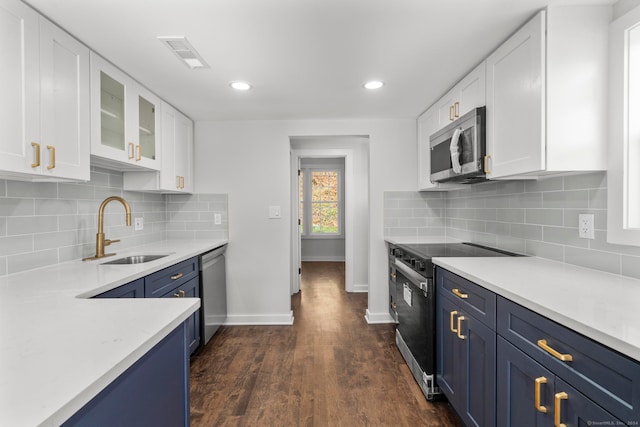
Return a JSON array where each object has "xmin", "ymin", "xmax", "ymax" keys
[
  {"xmin": 301, "ymin": 256, "xmax": 345, "ymax": 262},
  {"xmin": 225, "ymin": 311, "xmax": 294, "ymax": 326},
  {"xmin": 365, "ymin": 309, "xmax": 396, "ymax": 324},
  {"xmin": 348, "ymin": 283, "xmax": 368, "ymax": 293}
]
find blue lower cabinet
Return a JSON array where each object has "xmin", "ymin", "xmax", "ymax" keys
[
  {"xmin": 62, "ymin": 322, "xmax": 189, "ymax": 427},
  {"xmin": 496, "ymin": 336, "xmax": 625, "ymax": 426},
  {"xmin": 163, "ymin": 276, "xmax": 201, "ymax": 355},
  {"xmin": 93, "ymin": 257, "xmax": 202, "ymax": 356},
  {"xmin": 497, "ymin": 336, "xmax": 555, "ymax": 427},
  {"xmin": 94, "ymin": 278, "xmax": 144, "ymax": 298},
  {"xmin": 555, "ymin": 378, "xmax": 624, "ymax": 427},
  {"xmin": 436, "ymin": 284, "xmax": 496, "ymax": 427}
]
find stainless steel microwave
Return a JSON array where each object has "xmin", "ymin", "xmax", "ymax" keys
[{"xmin": 430, "ymin": 106, "xmax": 486, "ymax": 184}]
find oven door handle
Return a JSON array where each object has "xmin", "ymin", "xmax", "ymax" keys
[{"xmin": 394, "ymin": 258, "xmax": 430, "ymax": 292}]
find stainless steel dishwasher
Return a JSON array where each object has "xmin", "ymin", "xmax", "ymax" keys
[{"xmin": 200, "ymin": 245, "xmax": 227, "ymax": 345}]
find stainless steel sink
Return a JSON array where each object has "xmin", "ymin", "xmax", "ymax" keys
[{"xmin": 101, "ymin": 254, "xmax": 170, "ymax": 265}]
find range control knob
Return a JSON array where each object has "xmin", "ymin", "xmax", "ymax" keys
[
  {"xmin": 395, "ymin": 249, "xmax": 404, "ymax": 258},
  {"xmin": 416, "ymin": 261, "xmax": 426, "ymax": 271}
]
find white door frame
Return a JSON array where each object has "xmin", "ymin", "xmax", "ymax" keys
[{"xmin": 290, "ymin": 148, "xmax": 354, "ymax": 294}]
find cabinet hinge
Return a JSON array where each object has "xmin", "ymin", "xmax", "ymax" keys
[
  {"xmin": 298, "ymin": 267, "xmax": 301, "ymax": 275},
  {"xmin": 298, "ymin": 218, "xmax": 301, "ymax": 225},
  {"xmin": 298, "ymin": 169, "xmax": 301, "ymax": 176}
]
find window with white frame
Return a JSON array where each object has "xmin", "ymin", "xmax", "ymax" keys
[
  {"xmin": 608, "ymin": 4, "xmax": 640, "ymax": 245},
  {"xmin": 299, "ymin": 166, "xmax": 343, "ymax": 237}
]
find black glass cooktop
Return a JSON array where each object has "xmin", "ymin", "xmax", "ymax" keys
[{"xmin": 399, "ymin": 242, "xmax": 520, "ymax": 259}]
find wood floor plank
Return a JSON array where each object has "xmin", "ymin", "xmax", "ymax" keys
[{"xmin": 190, "ymin": 261, "xmax": 463, "ymax": 426}]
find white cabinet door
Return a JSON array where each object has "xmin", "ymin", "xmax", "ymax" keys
[
  {"xmin": 132, "ymin": 86, "xmax": 161, "ymax": 170},
  {"xmin": 125, "ymin": 101, "xmax": 192, "ymax": 193},
  {"xmin": 0, "ymin": 0, "xmax": 39, "ymax": 176},
  {"xmin": 39, "ymin": 18, "xmax": 90, "ymax": 180},
  {"xmin": 458, "ymin": 61, "xmax": 486, "ymax": 117},
  {"xmin": 486, "ymin": 12, "xmax": 545, "ymax": 179},
  {"xmin": 417, "ymin": 106, "xmax": 438, "ymax": 190},
  {"xmin": 0, "ymin": 0, "xmax": 89, "ymax": 181},
  {"xmin": 90, "ymin": 52, "xmax": 160, "ymax": 171},
  {"xmin": 174, "ymin": 111, "xmax": 194, "ymax": 193}
]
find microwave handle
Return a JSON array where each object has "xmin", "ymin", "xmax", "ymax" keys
[{"xmin": 449, "ymin": 127, "xmax": 463, "ymax": 173}]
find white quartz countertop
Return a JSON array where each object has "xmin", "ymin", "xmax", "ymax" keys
[
  {"xmin": 432, "ymin": 256, "xmax": 640, "ymax": 363},
  {"xmin": 0, "ymin": 239, "xmax": 227, "ymax": 427}
]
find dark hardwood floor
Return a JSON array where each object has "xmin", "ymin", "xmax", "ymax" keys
[{"xmin": 190, "ymin": 261, "xmax": 462, "ymax": 426}]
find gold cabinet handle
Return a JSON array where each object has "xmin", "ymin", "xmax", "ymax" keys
[
  {"xmin": 449, "ymin": 105, "xmax": 454, "ymax": 121},
  {"xmin": 456, "ymin": 316, "xmax": 466, "ymax": 339},
  {"xmin": 454, "ymin": 101, "xmax": 459, "ymax": 118},
  {"xmin": 484, "ymin": 155, "xmax": 491, "ymax": 174},
  {"xmin": 535, "ymin": 377, "xmax": 548, "ymax": 413},
  {"xmin": 391, "ymin": 302, "xmax": 397, "ymax": 309},
  {"xmin": 173, "ymin": 290, "xmax": 186, "ymax": 298},
  {"xmin": 181, "ymin": 176, "xmax": 185, "ymax": 188},
  {"xmin": 452, "ymin": 288, "xmax": 468, "ymax": 299},
  {"xmin": 136, "ymin": 144, "xmax": 142, "ymax": 161},
  {"xmin": 31, "ymin": 142, "xmax": 41, "ymax": 168},
  {"xmin": 176, "ymin": 176, "xmax": 181, "ymax": 189},
  {"xmin": 46, "ymin": 145, "xmax": 55, "ymax": 170},
  {"xmin": 128, "ymin": 142, "xmax": 135, "ymax": 159},
  {"xmin": 537, "ymin": 339, "xmax": 573, "ymax": 362},
  {"xmin": 449, "ymin": 310, "xmax": 459, "ymax": 333},
  {"xmin": 554, "ymin": 392, "xmax": 568, "ymax": 427},
  {"xmin": 391, "ymin": 273, "xmax": 396, "ymax": 279},
  {"xmin": 170, "ymin": 272, "xmax": 183, "ymax": 280}
]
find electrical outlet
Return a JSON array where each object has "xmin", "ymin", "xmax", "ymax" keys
[
  {"xmin": 268, "ymin": 206, "xmax": 281, "ymax": 219},
  {"xmin": 214, "ymin": 213, "xmax": 222, "ymax": 225},
  {"xmin": 134, "ymin": 217, "xmax": 144, "ymax": 231},
  {"xmin": 578, "ymin": 214, "xmax": 594, "ymax": 239}
]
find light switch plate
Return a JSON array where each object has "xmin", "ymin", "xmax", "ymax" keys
[
  {"xmin": 268, "ymin": 205, "xmax": 281, "ymax": 219},
  {"xmin": 134, "ymin": 217, "xmax": 144, "ymax": 231},
  {"xmin": 214, "ymin": 213, "xmax": 222, "ymax": 225}
]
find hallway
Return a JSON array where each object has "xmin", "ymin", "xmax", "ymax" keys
[{"xmin": 189, "ymin": 262, "xmax": 462, "ymax": 426}]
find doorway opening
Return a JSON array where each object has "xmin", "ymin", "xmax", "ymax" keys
[{"xmin": 290, "ymin": 136, "xmax": 370, "ymax": 296}]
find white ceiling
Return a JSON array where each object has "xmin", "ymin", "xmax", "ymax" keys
[{"xmin": 25, "ymin": 0, "xmax": 613, "ymax": 121}]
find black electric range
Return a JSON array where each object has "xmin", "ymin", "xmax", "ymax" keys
[{"xmin": 387, "ymin": 241, "xmax": 520, "ymax": 401}]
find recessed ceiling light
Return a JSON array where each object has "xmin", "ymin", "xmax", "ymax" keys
[
  {"xmin": 364, "ymin": 81, "xmax": 384, "ymax": 90},
  {"xmin": 230, "ymin": 82, "xmax": 252, "ymax": 91}
]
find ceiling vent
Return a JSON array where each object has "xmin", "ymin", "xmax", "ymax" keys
[{"xmin": 157, "ymin": 36, "xmax": 209, "ymax": 69}]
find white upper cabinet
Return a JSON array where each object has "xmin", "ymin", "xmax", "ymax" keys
[
  {"xmin": 90, "ymin": 52, "xmax": 161, "ymax": 171},
  {"xmin": 123, "ymin": 101, "xmax": 193, "ymax": 193},
  {"xmin": 436, "ymin": 62, "xmax": 486, "ymax": 129},
  {"xmin": 0, "ymin": 0, "xmax": 89, "ymax": 181},
  {"xmin": 417, "ymin": 105, "xmax": 439, "ymax": 190},
  {"xmin": 417, "ymin": 62, "xmax": 484, "ymax": 191},
  {"xmin": 485, "ymin": 6, "xmax": 610, "ymax": 179}
]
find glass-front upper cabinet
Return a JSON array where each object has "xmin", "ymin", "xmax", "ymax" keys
[{"xmin": 90, "ymin": 52, "xmax": 160, "ymax": 170}]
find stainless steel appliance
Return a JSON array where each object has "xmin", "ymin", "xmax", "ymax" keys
[
  {"xmin": 388, "ymin": 241, "xmax": 519, "ymax": 401},
  {"xmin": 430, "ymin": 106, "xmax": 486, "ymax": 184},
  {"xmin": 199, "ymin": 245, "xmax": 227, "ymax": 345}
]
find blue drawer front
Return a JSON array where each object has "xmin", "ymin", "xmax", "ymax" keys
[
  {"xmin": 497, "ymin": 296, "xmax": 640, "ymax": 422},
  {"xmin": 436, "ymin": 266, "xmax": 496, "ymax": 328},
  {"xmin": 145, "ymin": 257, "xmax": 199, "ymax": 298}
]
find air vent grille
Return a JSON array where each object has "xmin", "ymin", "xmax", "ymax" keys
[{"xmin": 157, "ymin": 36, "xmax": 209, "ymax": 69}]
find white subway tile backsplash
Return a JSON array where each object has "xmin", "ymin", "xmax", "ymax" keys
[
  {"xmin": 564, "ymin": 246, "xmax": 621, "ymax": 275},
  {"xmin": 0, "ymin": 168, "xmax": 228, "ymax": 277},
  {"xmin": 384, "ymin": 171, "xmax": 640, "ymax": 281},
  {"xmin": 8, "ymin": 249, "xmax": 58, "ymax": 275},
  {"xmin": 543, "ymin": 190, "xmax": 589, "ymax": 208},
  {"xmin": 0, "ymin": 235, "xmax": 33, "ymax": 256}
]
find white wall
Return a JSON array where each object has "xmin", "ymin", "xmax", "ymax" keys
[{"xmin": 194, "ymin": 119, "xmax": 416, "ymax": 324}]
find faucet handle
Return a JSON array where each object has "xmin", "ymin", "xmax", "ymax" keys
[{"xmin": 105, "ymin": 239, "xmax": 120, "ymax": 246}]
